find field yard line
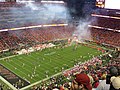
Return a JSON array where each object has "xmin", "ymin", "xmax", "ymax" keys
[
  {"xmin": 10, "ymin": 60, "xmax": 37, "ymax": 82},
  {"xmin": 27, "ymin": 54, "xmax": 63, "ymax": 72},
  {"xmin": 4, "ymin": 61, "xmax": 32, "ymax": 82},
  {"xmin": 16, "ymin": 57, "xmax": 45, "ymax": 76},
  {"xmin": 14, "ymin": 54, "xmax": 61, "ymax": 81},
  {"xmin": 20, "ymin": 61, "xmax": 81, "ymax": 90},
  {"xmin": 19, "ymin": 55, "xmax": 53, "ymax": 73},
  {"xmin": 0, "ymin": 76, "xmax": 18, "ymax": 90},
  {"xmin": 13, "ymin": 53, "xmax": 61, "ymax": 75}
]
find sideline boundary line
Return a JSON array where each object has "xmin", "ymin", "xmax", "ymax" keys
[
  {"xmin": 20, "ymin": 72, "xmax": 62, "ymax": 90},
  {"xmin": 0, "ymin": 76, "xmax": 17, "ymax": 90}
]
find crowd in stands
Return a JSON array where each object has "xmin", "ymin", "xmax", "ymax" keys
[
  {"xmin": 0, "ymin": 26, "xmax": 74, "ymax": 51},
  {"xmin": 90, "ymin": 28, "xmax": 120, "ymax": 47},
  {"xmin": 90, "ymin": 9, "xmax": 120, "ymax": 47},
  {"xmin": 0, "ymin": 0, "xmax": 74, "ymax": 52},
  {"xmin": 0, "ymin": 1, "xmax": 119, "ymax": 49},
  {"xmin": 0, "ymin": 25, "xmax": 119, "ymax": 52},
  {"xmin": 0, "ymin": 2, "xmax": 120, "ymax": 90},
  {"xmin": 91, "ymin": 16, "xmax": 120, "ymax": 30}
]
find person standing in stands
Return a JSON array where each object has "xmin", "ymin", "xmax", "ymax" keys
[
  {"xmin": 110, "ymin": 66, "xmax": 120, "ymax": 90},
  {"xmin": 70, "ymin": 73, "xmax": 92, "ymax": 90}
]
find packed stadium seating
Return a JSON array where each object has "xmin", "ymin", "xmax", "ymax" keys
[
  {"xmin": 89, "ymin": 8, "xmax": 120, "ymax": 47},
  {"xmin": 0, "ymin": 2, "xmax": 73, "ymax": 52},
  {"xmin": 90, "ymin": 28, "xmax": 120, "ymax": 47},
  {"xmin": 0, "ymin": 1, "xmax": 120, "ymax": 90},
  {"xmin": 91, "ymin": 15, "xmax": 120, "ymax": 30},
  {"xmin": 0, "ymin": 26, "xmax": 74, "ymax": 51}
]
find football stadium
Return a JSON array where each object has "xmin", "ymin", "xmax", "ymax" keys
[{"xmin": 0, "ymin": 0, "xmax": 120, "ymax": 90}]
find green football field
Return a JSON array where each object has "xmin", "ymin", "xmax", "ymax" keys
[{"xmin": 0, "ymin": 45, "xmax": 102, "ymax": 84}]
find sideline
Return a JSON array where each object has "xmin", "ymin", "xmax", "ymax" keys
[
  {"xmin": 0, "ymin": 76, "xmax": 17, "ymax": 90},
  {"xmin": 20, "ymin": 72, "xmax": 62, "ymax": 90},
  {"xmin": 20, "ymin": 64, "xmax": 78, "ymax": 90},
  {"xmin": 0, "ymin": 54, "xmax": 19, "ymax": 60}
]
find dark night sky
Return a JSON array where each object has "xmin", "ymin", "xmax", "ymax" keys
[
  {"xmin": 64, "ymin": 0, "xmax": 96, "ymax": 18},
  {"xmin": 37, "ymin": 0, "xmax": 96, "ymax": 18}
]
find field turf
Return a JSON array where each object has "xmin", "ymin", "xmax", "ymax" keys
[{"xmin": 0, "ymin": 45, "xmax": 102, "ymax": 84}]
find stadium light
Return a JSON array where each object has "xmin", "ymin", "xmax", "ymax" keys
[
  {"xmin": 91, "ymin": 14, "xmax": 120, "ymax": 20},
  {"xmin": 0, "ymin": 29, "xmax": 8, "ymax": 32},
  {"xmin": 17, "ymin": 0, "xmax": 35, "ymax": 3},
  {"xmin": 88, "ymin": 25, "xmax": 120, "ymax": 32},
  {"xmin": 41, "ymin": 0, "xmax": 64, "ymax": 4},
  {"xmin": 0, "ymin": 24, "xmax": 68, "ymax": 32}
]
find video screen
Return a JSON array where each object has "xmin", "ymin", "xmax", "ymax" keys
[{"xmin": 105, "ymin": 0, "xmax": 120, "ymax": 10}]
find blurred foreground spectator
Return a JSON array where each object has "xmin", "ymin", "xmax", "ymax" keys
[{"xmin": 70, "ymin": 73, "xmax": 92, "ymax": 90}]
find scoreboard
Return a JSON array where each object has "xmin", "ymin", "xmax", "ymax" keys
[
  {"xmin": 105, "ymin": 0, "xmax": 120, "ymax": 10},
  {"xmin": 96, "ymin": 0, "xmax": 105, "ymax": 8},
  {"xmin": 96, "ymin": 0, "xmax": 120, "ymax": 10}
]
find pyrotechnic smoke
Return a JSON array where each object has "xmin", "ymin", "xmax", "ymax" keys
[
  {"xmin": 25, "ymin": 1, "xmax": 38, "ymax": 10},
  {"xmin": 3, "ymin": 0, "xmax": 72, "ymax": 38},
  {"xmin": 0, "ymin": 0, "xmax": 5, "ymax": 2},
  {"xmin": 71, "ymin": 0, "xmax": 97, "ymax": 43},
  {"xmin": 7, "ymin": 0, "xmax": 71, "ymax": 29},
  {"xmin": 73, "ymin": 18, "xmax": 93, "ymax": 42}
]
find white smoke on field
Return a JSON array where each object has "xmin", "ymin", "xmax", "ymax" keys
[
  {"xmin": 72, "ymin": 0, "xmax": 100, "ymax": 43},
  {"xmin": 73, "ymin": 18, "xmax": 93, "ymax": 42}
]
